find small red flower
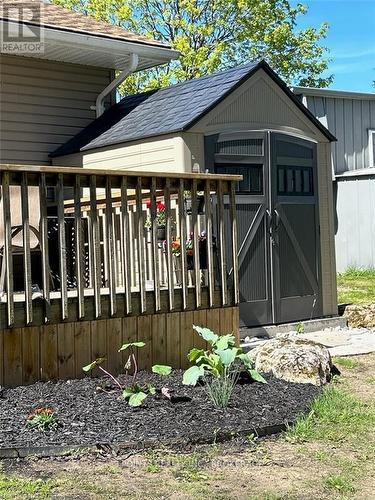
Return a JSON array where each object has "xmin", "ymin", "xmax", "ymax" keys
[
  {"xmin": 146, "ymin": 201, "xmax": 165, "ymax": 210},
  {"xmin": 27, "ymin": 407, "xmax": 55, "ymax": 420}
]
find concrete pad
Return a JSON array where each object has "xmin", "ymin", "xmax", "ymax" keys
[
  {"xmin": 299, "ymin": 330, "xmax": 350, "ymax": 347},
  {"xmin": 329, "ymin": 331, "xmax": 375, "ymax": 357},
  {"xmin": 300, "ymin": 329, "xmax": 375, "ymax": 357},
  {"xmin": 241, "ymin": 327, "xmax": 375, "ymax": 357}
]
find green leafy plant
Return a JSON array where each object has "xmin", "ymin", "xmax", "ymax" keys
[
  {"xmin": 83, "ymin": 357, "xmax": 123, "ymax": 390},
  {"xmin": 204, "ymin": 372, "xmax": 239, "ymax": 409},
  {"xmin": 27, "ymin": 408, "xmax": 58, "ymax": 431},
  {"xmin": 83, "ymin": 342, "xmax": 172, "ymax": 407},
  {"xmin": 152, "ymin": 365, "xmax": 172, "ymax": 376},
  {"xmin": 122, "ymin": 385, "xmax": 149, "ymax": 407},
  {"xmin": 118, "ymin": 341, "xmax": 146, "ymax": 384},
  {"xmin": 296, "ymin": 322, "xmax": 305, "ymax": 334},
  {"xmin": 182, "ymin": 325, "xmax": 266, "ymax": 408}
]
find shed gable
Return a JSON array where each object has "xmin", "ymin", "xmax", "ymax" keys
[{"xmin": 192, "ymin": 70, "xmax": 323, "ymax": 141}]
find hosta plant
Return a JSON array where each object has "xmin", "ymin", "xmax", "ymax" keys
[
  {"xmin": 182, "ymin": 325, "xmax": 267, "ymax": 408},
  {"xmin": 27, "ymin": 408, "xmax": 58, "ymax": 431}
]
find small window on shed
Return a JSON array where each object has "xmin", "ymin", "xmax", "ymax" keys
[
  {"xmin": 277, "ymin": 166, "xmax": 314, "ymax": 196},
  {"xmin": 215, "ymin": 138, "xmax": 264, "ymax": 156},
  {"xmin": 369, "ymin": 130, "xmax": 375, "ymax": 168}
]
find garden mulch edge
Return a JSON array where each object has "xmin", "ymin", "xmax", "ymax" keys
[{"xmin": 0, "ymin": 421, "xmax": 292, "ymax": 459}]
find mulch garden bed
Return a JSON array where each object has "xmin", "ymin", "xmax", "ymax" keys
[{"xmin": 0, "ymin": 371, "xmax": 320, "ymax": 452}]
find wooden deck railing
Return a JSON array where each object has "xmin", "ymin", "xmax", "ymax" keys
[{"xmin": 0, "ymin": 165, "xmax": 241, "ymax": 329}]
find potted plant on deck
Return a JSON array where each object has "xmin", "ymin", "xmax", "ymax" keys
[{"xmin": 144, "ymin": 201, "xmax": 167, "ymax": 241}]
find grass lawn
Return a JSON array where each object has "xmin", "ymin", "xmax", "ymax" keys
[
  {"xmin": 1, "ymin": 354, "xmax": 374, "ymax": 499},
  {"xmin": 337, "ymin": 267, "xmax": 375, "ymax": 305}
]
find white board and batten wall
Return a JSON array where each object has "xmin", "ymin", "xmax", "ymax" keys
[
  {"xmin": 59, "ymin": 69, "xmax": 337, "ymax": 317},
  {"xmin": 296, "ymin": 88, "xmax": 375, "ymax": 271}
]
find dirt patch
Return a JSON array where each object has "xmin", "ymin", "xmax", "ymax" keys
[
  {"xmin": 0, "ymin": 370, "xmax": 320, "ymax": 450},
  {"xmin": 0, "ymin": 440, "xmax": 342, "ymax": 499},
  {"xmin": 337, "ymin": 353, "xmax": 375, "ymax": 403}
]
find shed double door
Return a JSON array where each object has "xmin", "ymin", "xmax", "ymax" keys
[{"xmin": 216, "ymin": 132, "xmax": 322, "ymax": 327}]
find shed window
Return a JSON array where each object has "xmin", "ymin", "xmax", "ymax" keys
[
  {"xmin": 215, "ymin": 164, "xmax": 263, "ymax": 194},
  {"xmin": 277, "ymin": 165, "xmax": 313, "ymax": 196},
  {"xmin": 215, "ymin": 138, "xmax": 264, "ymax": 156},
  {"xmin": 369, "ymin": 130, "xmax": 375, "ymax": 168}
]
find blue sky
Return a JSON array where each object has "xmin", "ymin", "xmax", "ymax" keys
[{"xmin": 297, "ymin": 0, "xmax": 375, "ymax": 91}]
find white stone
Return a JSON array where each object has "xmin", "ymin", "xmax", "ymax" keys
[{"xmin": 248, "ymin": 336, "xmax": 332, "ymax": 386}]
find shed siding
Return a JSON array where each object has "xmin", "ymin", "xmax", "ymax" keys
[
  {"xmin": 305, "ymin": 95, "xmax": 375, "ymax": 173},
  {"xmin": 0, "ymin": 55, "xmax": 112, "ymax": 165},
  {"xmin": 192, "ymin": 70, "xmax": 326, "ymax": 143},
  {"xmin": 81, "ymin": 135, "xmax": 190, "ymax": 172},
  {"xmin": 317, "ymin": 142, "xmax": 338, "ymax": 314}
]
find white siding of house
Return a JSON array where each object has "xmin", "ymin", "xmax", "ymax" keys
[
  {"xmin": 335, "ymin": 175, "xmax": 375, "ymax": 271},
  {"xmin": 0, "ymin": 54, "xmax": 112, "ymax": 165},
  {"xmin": 302, "ymin": 93, "xmax": 375, "ymax": 271}
]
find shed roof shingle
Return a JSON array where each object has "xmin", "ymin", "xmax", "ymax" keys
[
  {"xmin": 52, "ymin": 60, "xmax": 336, "ymax": 158},
  {"xmin": 0, "ymin": 0, "xmax": 169, "ymax": 48},
  {"xmin": 83, "ymin": 61, "xmax": 260, "ymax": 151}
]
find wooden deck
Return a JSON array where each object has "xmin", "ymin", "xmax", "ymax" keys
[{"xmin": 0, "ymin": 164, "xmax": 241, "ymax": 386}]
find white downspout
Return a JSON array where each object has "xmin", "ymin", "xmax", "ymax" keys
[{"xmin": 95, "ymin": 53, "xmax": 139, "ymax": 117}]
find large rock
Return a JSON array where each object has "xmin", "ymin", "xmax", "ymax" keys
[
  {"xmin": 248, "ymin": 335, "xmax": 332, "ymax": 386},
  {"xmin": 344, "ymin": 304, "xmax": 375, "ymax": 329}
]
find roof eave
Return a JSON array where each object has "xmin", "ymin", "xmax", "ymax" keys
[
  {"xmin": 293, "ymin": 86, "xmax": 375, "ymax": 101},
  {"xmin": 260, "ymin": 64, "xmax": 337, "ymax": 142},
  {"xmin": 79, "ymin": 128, "xmax": 183, "ymax": 154},
  {"xmin": 0, "ymin": 19, "xmax": 180, "ymax": 69},
  {"xmin": 182, "ymin": 60, "xmax": 336, "ymax": 142}
]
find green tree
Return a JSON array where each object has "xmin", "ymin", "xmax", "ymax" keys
[{"xmin": 51, "ymin": 0, "xmax": 333, "ymax": 92}]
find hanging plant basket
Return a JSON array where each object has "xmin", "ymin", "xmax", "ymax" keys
[{"xmin": 157, "ymin": 226, "xmax": 166, "ymax": 241}]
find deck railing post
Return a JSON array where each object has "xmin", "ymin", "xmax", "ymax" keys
[
  {"xmin": 74, "ymin": 174, "xmax": 85, "ymax": 319},
  {"xmin": 39, "ymin": 173, "xmax": 50, "ymax": 322},
  {"xmin": 217, "ymin": 180, "xmax": 228, "ymax": 306},
  {"xmin": 136, "ymin": 177, "xmax": 146, "ymax": 313},
  {"xmin": 229, "ymin": 180, "xmax": 240, "ymax": 305},
  {"xmin": 57, "ymin": 173, "xmax": 68, "ymax": 320},
  {"xmin": 1, "ymin": 171, "xmax": 14, "ymax": 326},
  {"xmin": 178, "ymin": 179, "xmax": 188, "ymax": 310},
  {"xmin": 120, "ymin": 176, "xmax": 132, "ymax": 315},
  {"xmin": 191, "ymin": 179, "xmax": 201, "ymax": 308},
  {"xmin": 89, "ymin": 175, "xmax": 101, "ymax": 318},
  {"xmin": 150, "ymin": 177, "xmax": 161, "ymax": 311},
  {"xmin": 21, "ymin": 172, "xmax": 32, "ymax": 324},
  {"xmin": 164, "ymin": 178, "xmax": 174, "ymax": 310},
  {"xmin": 204, "ymin": 179, "xmax": 214, "ymax": 307},
  {"xmin": 105, "ymin": 176, "xmax": 117, "ymax": 316}
]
